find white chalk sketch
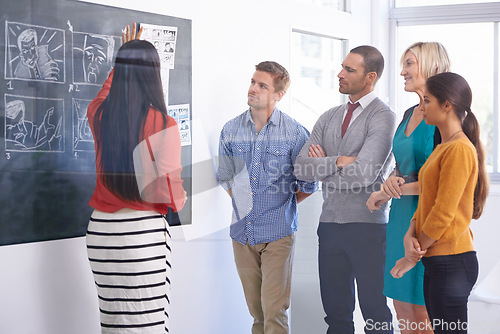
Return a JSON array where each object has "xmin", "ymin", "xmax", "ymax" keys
[
  {"xmin": 73, "ymin": 98, "xmax": 94, "ymax": 152},
  {"xmin": 5, "ymin": 21, "xmax": 65, "ymax": 83},
  {"xmin": 72, "ymin": 32, "xmax": 115, "ymax": 85},
  {"xmin": 4, "ymin": 94, "xmax": 64, "ymax": 152},
  {"xmin": 140, "ymin": 23, "xmax": 177, "ymax": 69},
  {"xmin": 168, "ymin": 104, "xmax": 191, "ymax": 146}
]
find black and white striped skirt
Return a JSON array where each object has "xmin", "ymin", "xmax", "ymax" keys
[{"xmin": 86, "ymin": 208, "xmax": 172, "ymax": 333}]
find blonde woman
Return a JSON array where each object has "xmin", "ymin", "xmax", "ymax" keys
[{"xmin": 367, "ymin": 42, "xmax": 450, "ymax": 333}]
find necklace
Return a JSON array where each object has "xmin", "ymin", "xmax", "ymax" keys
[{"xmin": 444, "ymin": 130, "xmax": 463, "ymax": 143}]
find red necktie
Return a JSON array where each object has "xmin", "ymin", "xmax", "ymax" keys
[{"xmin": 341, "ymin": 102, "xmax": 360, "ymax": 138}]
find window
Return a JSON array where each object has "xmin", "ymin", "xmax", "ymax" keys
[
  {"xmin": 390, "ymin": 2, "xmax": 500, "ymax": 178},
  {"xmin": 290, "ymin": 30, "xmax": 347, "ymax": 130},
  {"xmin": 395, "ymin": 0, "xmax": 499, "ymax": 7},
  {"xmin": 292, "ymin": 0, "xmax": 349, "ymax": 11}
]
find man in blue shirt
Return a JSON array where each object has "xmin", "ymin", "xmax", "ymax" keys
[{"xmin": 217, "ymin": 61, "xmax": 318, "ymax": 334}]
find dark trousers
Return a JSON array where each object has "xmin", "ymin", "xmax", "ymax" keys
[
  {"xmin": 422, "ymin": 251, "xmax": 478, "ymax": 334},
  {"xmin": 318, "ymin": 222, "xmax": 393, "ymax": 334}
]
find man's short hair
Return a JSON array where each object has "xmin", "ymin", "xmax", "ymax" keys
[
  {"xmin": 350, "ymin": 45, "xmax": 384, "ymax": 84},
  {"xmin": 255, "ymin": 61, "xmax": 291, "ymax": 93},
  {"xmin": 6, "ymin": 100, "xmax": 25, "ymax": 120},
  {"xmin": 17, "ymin": 29, "xmax": 37, "ymax": 50}
]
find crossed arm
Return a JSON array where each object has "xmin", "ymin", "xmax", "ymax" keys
[
  {"xmin": 307, "ymin": 143, "xmax": 357, "ymax": 170},
  {"xmin": 294, "ymin": 110, "xmax": 395, "ymax": 191}
]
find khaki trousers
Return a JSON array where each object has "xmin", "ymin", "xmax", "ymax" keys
[{"xmin": 232, "ymin": 233, "xmax": 295, "ymax": 334}]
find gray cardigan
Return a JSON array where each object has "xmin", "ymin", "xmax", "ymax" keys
[{"xmin": 294, "ymin": 97, "xmax": 396, "ymax": 224}]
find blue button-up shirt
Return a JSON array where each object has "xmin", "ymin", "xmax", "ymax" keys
[{"xmin": 217, "ymin": 108, "xmax": 318, "ymax": 245}]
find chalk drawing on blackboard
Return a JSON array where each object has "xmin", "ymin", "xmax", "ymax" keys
[
  {"xmin": 5, "ymin": 21, "xmax": 65, "ymax": 83},
  {"xmin": 72, "ymin": 32, "xmax": 115, "ymax": 86},
  {"xmin": 4, "ymin": 94, "xmax": 64, "ymax": 152},
  {"xmin": 72, "ymin": 98, "xmax": 94, "ymax": 152}
]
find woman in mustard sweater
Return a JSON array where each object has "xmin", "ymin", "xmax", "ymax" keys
[{"xmin": 391, "ymin": 72, "xmax": 489, "ymax": 334}]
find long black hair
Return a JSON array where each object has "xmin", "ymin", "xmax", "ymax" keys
[
  {"xmin": 426, "ymin": 72, "xmax": 489, "ymax": 219},
  {"xmin": 93, "ymin": 39, "xmax": 168, "ymax": 202}
]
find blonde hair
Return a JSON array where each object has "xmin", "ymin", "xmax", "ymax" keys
[{"xmin": 400, "ymin": 42, "xmax": 451, "ymax": 80}]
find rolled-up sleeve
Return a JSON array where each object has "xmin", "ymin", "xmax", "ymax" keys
[{"xmin": 292, "ymin": 125, "xmax": 319, "ymax": 193}]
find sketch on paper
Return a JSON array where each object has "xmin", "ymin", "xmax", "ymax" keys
[
  {"xmin": 140, "ymin": 23, "xmax": 178, "ymax": 106},
  {"xmin": 4, "ymin": 94, "xmax": 64, "ymax": 152},
  {"xmin": 168, "ymin": 104, "xmax": 191, "ymax": 146},
  {"xmin": 72, "ymin": 32, "xmax": 115, "ymax": 85},
  {"xmin": 140, "ymin": 23, "xmax": 177, "ymax": 70},
  {"xmin": 73, "ymin": 99, "xmax": 94, "ymax": 152},
  {"xmin": 5, "ymin": 21, "xmax": 64, "ymax": 83}
]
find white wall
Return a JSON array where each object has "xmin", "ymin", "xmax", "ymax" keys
[
  {"xmin": 2, "ymin": 1, "xmax": 499, "ymax": 334},
  {"xmin": 0, "ymin": 1, "xmax": 378, "ymax": 333}
]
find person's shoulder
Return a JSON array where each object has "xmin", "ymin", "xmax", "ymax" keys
[
  {"xmin": 403, "ymin": 104, "xmax": 418, "ymax": 115},
  {"xmin": 225, "ymin": 109, "xmax": 248, "ymax": 124},
  {"xmin": 326, "ymin": 104, "xmax": 345, "ymax": 114},
  {"xmin": 446, "ymin": 138, "xmax": 477, "ymax": 156},
  {"xmin": 313, "ymin": 105, "xmax": 344, "ymax": 122},
  {"xmin": 366, "ymin": 98, "xmax": 396, "ymax": 125},
  {"xmin": 144, "ymin": 108, "xmax": 177, "ymax": 135},
  {"xmin": 368, "ymin": 97, "xmax": 394, "ymax": 114},
  {"xmin": 277, "ymin": 110, "xmax": 301, "ymax": 127},
  {"xmin": 277, "ymin": 111, "xmax": 310, "ymax": 136},
  {"xmin": 222, "ymin": 110, "xmax": 248, "ymax": 129},
  {"xmin": 165, "ymin": 114, "xmax": 178, "ymax": 128}
]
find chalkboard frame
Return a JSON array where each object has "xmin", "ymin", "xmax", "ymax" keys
[{"xmin": 0, "ymin": 0, "xmax": 193, "ymax": 246}]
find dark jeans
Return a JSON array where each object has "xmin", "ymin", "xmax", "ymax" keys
[
  {"xmin": 422, "ymin": 251, "xmax": 478, "ymax": 334},
  {"xmin": 318, "ymin": 222, "xmax": 393, "ymax": 334}
]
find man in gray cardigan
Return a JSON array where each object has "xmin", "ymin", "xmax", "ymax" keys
[{"xmin": 294, "ymin": 45, "xmax": 395, "ymax": 334}]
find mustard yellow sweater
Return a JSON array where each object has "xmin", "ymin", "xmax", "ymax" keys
[{"xmin": 412, "ymin": 138, "xmax": 478, "ymax": 257}]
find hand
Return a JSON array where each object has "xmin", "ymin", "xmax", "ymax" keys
[
  {"xmin": 391, "ymin": 256, "xmax": 418, "ymax": 279},
  {"xmin": 43, "ymin": 60, "xmax": 60, "ymax": 81},
  {"xmin": 336, "ymin": 156, "xmax": 356, "ymax": 169},
  {"xmin": 308, "ymin": 144, "xmax": 325, "ymax": 158},
  {"xmin": 403, "ymin": 234, "xmax": 426, "ymax": 262},
  {"xmin": 42, "ymin": 107, "xmax": 55, "ymax": 129},
  {"xmin": 122, "ymin": 22, "xmax": 144, "ymax": 44},
  {"xmin": 383, "ymin": 175, "xmax": 405, "ymax": 199},
  {"xmin": 366, "ymin": 189, "xmax": 391, "ymax": 212}
]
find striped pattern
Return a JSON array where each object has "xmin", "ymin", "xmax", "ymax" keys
[{"xmin": 87, "ymin": 209, "xmax": 171, "ymax": 333}]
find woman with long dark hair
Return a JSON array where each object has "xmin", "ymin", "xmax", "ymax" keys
[
  {"xmin": 391, "ymin": 72, "xmax": 489, "ymax": 334},
  {"xmin": 86, "ymin": 24, "xmax": 185, "ymax": 333}
]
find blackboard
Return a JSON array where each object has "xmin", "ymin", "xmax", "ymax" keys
[{"xmin": 0, "ymin": 0, "xmax": 193, "ymax": 246}]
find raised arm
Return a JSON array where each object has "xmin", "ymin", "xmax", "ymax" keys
[{"xmin": 87, "ymin": 22, "xmax": 143, "ymax": 120}]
